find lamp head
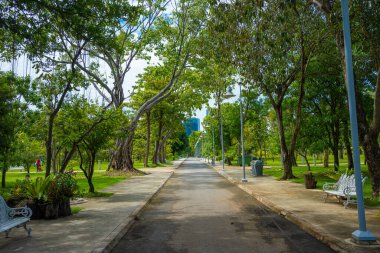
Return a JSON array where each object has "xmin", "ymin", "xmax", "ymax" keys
[{"xmin": 223, "ymin": 90, "xmax": 235, "ymax": 99}]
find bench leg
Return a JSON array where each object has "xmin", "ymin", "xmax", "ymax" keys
[
  {"xmin": 23, "ymin": 224, "xmax": 31, "ymax": 237},
  {"xmin": 343, "ymin": 195, "xmax": 355, "ymax": 209}
]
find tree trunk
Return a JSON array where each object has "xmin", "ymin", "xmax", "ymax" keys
[
  {"xmin": 332, "ymin": 148, "xmax": 339, "ymax": 172},
  {"xmin": 159, "ymin": 144, "xmax": 165, "ymax": 163},
  {"xmin": 274, "ymin": 106, "xmax": 295, "ymax": 180},
  {"xmin": 343, "ymin": 121, "xmax": 353, "ymax": 169},
  {"xmin": 144, "ymin": 111, "xmax": 151, "ymax": 167},
  {"xmin": 153, "ymin": 111, "xmax": 163, "ymax": 164},
  {"xmin": 292, "ymin": 154, "xmax": 298, "ymax": 167},
  {"xmin": 282, "ymin": 153, "xmax": 294, "ymax": 180},
  {"xmin": 158, "ymin": 129, "xmax": 173, "ymax": 163},
  {"xmin": 362, "ymin": 130, "xmax": 380, "ymax": 197},
  {"xmin": 323, "ymin": 149, "xmax": 329, "ymax": 168},
  {"xmin": 331, "ymin": 121, "xmax": 340, "ymax": 172},
  {"xmin": 152, "ymin": 140, "xmax": 159, "ymax": 164},
  {"xmin": 1, "ymin": 156, "xmax": 7, "ymax": 188},
  {"xmin": 305, "ymin": 154, "xmax": 311, "ymax": 171},
  {"xmin": 78, "ymin": 146, "xmax": 96, "ymax": 193},
  {"xmin": 285, "ymin": 27, "xmax": 308, "ymax": 178},
  {"xmin": 332, "ymin": 117, "xmax": 340, "ymax": 171},
  {"xmin": 52, "ymin": 138, "xmax": 57, "ymax": 174},
  {"xmin": 113, "ymin": 135, "xmax": 136, "ymax": 171},
  {"xmin": 45, "ymin": 116, "xmax": 54, "ymax": 177},
  {"xmin": 88, "ymin": 151, "xmax": 96, "ymax": 193}
]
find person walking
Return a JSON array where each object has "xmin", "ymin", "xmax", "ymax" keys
[{"xmin": 36, "ymin": 159, "xmax": 42, "ymax": 172}]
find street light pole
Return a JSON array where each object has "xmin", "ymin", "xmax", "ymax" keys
[
  {"xmin": 220, "ymin": 110, "xmax": 225, "ymax": 171},
  {"xmin": 341, "ymin": 0, "xmax": 376, "ymax": 243},
  {"xmin": 218, "ymin": 90, "xmax": 235, "ymax": 171},
  {"xmin": 239, "ymin": 82, "xmax": 247, "ymax": 182},
  {"xmin": 212, "ymin": 124, "xmax": 215, "ymax": 166}
]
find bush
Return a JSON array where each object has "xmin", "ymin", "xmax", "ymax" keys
[{"xmin": 48, "ymin": 173, "xmax": 78, "ymax": 202}]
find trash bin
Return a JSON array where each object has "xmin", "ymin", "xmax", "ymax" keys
[
  {"xmin": 251, "ymin": 160, "xmax": 263, "ymax": 177},
  {"xmin": 304, "ymin": 173, "xmax": 317, "ymax": 189},
  {"xmin": 238, "ymin": 155, "xmax": 252, "ymax": 166}
]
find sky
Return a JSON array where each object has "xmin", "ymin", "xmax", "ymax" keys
[{"xmin": 1, "ymin": 55, "xmax": 240, "ymax": 132}]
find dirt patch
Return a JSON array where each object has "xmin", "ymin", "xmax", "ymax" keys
[{"xmin": 105, "ymin": 169, "xmax": 148, "ymax": 177}]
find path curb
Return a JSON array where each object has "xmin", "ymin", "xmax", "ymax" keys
[{"xmin": 91, "ymin": 159, "xmax": 185, "ymax": 253}]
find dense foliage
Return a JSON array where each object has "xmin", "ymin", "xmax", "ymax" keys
[{"xmin": 0, "ymin": 0, "xmax": 379, "ymax": 199}]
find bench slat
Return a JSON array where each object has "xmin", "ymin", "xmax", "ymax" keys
[{"xmin": 0, "ymin": 218, "xmax": 30, "ymax": 232}]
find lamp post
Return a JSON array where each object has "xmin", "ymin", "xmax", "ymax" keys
[
  {"xmin": 204, "ymin": 109, "xmax": 216, "ymax": 166},
  {"xmin": 341, "ymin": 0, "xmax": 376, "ymax": 243},
  {"xmin": 218, "ymin": 90, "xmax": 235, "ymax": 171},
  {"xmin": 239, "ymin": 82, "xmax": 247, "ymax": 183},
  {"xmin": 212, "ymin": 124, "xmax": 215, "ymax": 166}
]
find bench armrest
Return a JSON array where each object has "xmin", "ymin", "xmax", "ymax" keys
[
  {"xmin": 323, "ymin": 183, "xmax": 338, "ymax": 191},
  {"xmin": 9, "ymin": 206, "xmax": 32, "ymax": 218},
  {"xmin": 343, "ymin": 187, "xmax": 356, "ymax": 196}
]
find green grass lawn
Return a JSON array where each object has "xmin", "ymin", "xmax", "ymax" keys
[
  {"xmin": 261, "ymin": 154, "xmax": 367, "ymax": 167},
  {"xmin": 0, "ymin": 170, "xmax": 128, "ymax": 199},
  {"xmin": 1, "ymin": 160, "xmax": 175, "ymax": 200},
  {"xmin": 262, "ymin": 165, "xmax": 379, "ymax": 206}
]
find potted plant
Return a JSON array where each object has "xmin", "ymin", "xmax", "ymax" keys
[{"xmin": 8, "ymin": 172, "xmax": 78, "ymax": 219}]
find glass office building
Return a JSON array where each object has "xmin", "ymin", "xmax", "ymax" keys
[{"xmin": 184, "ymin": 117, "xmax": 200, "ymax": 136}]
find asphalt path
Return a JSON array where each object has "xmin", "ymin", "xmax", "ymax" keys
[{"xmin": 111, "ymin": 159, "xmax": 335, "ymax": 253}]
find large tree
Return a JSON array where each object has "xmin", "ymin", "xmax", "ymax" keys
[
  {"xmin": 0, "ymin": 72, "xmax": 19, "ymax": 188},
  {"xmin": 310, "ymin": 0, "xmax": 380, "ymax": 196},
  {"xmin": 207, "ymin": 0, "xmax": 324, "ymax": 179}
]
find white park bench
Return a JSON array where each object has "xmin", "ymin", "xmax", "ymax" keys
[
  {"xmin": 0, "ymin": 196, "xmax": 32, "ymax": 237},
  {"xmin": 323, "ymin": 173, "xmax": 367, "ymax": 208}
]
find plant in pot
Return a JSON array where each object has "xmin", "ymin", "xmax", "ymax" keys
[
  {"xmin": 48, "ymin": 173, "xmax": 78, "ymax": 218},
  {"xmin": 21, "ymin": 176, "xmax": 54, "ymax": 219},
  {"xmin": 9, "ymin": 173, "xmax": 78, "ymax": 219}
]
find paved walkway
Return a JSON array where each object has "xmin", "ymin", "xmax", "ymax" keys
[
  {"xmin": 1, "ymin": 158, "xmax": 379, "ymax": 253},
  {"xmin": 0, "ymin": 160, "xmax": 184, "ymax": 253},
  {"xmin": 212, "ymin": 162, "xmax": 380, "ymax": 253}
]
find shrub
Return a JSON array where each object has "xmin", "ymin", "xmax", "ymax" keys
[
  {"xmin": 24, "ymin": 176, "xmax": 54, "ymax": 203},
  {"xmin": 48, "ymin": 173, "xmax": 78, "ymax": 202}
]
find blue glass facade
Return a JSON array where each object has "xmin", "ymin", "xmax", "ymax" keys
[{"xmin": 184, "ymin": 117, "xmax": 200, "ymax": 136}]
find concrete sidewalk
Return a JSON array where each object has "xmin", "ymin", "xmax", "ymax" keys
[
  {"xmin": 0, "ymin": 160, "xmax": 184, "ymax": 253},
  {"xmin": 212, "ymin": 163, "xmax": 380, "ymax": 253}
]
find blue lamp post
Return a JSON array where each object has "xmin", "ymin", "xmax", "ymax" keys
[
  {"xmin": 218, "ymin": 90, "xmax": 235, "ymax": 171},
  {"xmin": 239, "ymin": 82, "xmax": 247, "ymax": 182},
  {"xmin": 341, "ymin": 0, "xmax": 376, "ymax": 243}
]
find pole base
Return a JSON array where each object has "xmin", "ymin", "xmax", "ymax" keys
[
  {"xmin": 241, "ymin": 178, "xmax": 248, "ymax": 183},
  {"xmin": 352, "ymin": 230, "xmax": 377, "ymax": 244}
]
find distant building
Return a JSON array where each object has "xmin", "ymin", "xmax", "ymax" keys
[{"xmin": 184, "ymin": 117, "xmax": 200, "ymax": 136}]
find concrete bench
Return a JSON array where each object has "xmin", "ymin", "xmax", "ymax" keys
[
  {"xmin": 0, "ymin": 196, "xmax": 32, "ymax": 237},
  {"xmin": 9, "ymin": 166, "xmax": 24, "ymax": 172},
  {"xmin": 323, "ymin": 173, "xmax": 367, "ymax": 208}
]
